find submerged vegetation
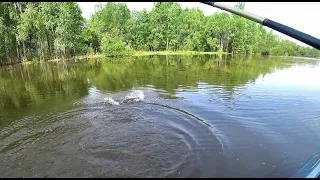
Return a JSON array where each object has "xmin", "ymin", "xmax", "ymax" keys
[{"xmin": 0, "ymin": 2, "xmax": 319, "ymax": 64}]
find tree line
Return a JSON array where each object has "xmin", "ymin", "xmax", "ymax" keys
[{"xmin": 0, "ymin": 2, "xmax": 319, "ymax": 64}]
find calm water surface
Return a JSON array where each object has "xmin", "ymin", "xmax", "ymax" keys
[{"xmin": 0, "ymin": 55, "xmax": 320, "ymax": 178}]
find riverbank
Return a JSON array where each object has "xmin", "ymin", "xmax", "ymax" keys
[
  {"xmin": 44, "ymin": 51, "xmax": 229, "ymax": 63},
  {"xmin": 133, "ymin": 50, "xmax": 229, "ymax": 56}
]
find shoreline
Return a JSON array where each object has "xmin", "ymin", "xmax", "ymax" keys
[
  {"xmin": 45, "ymin": 51, "xmax": 230, "ymax": 63},
  {"xmin": 3, "ymin": 51, "xmax": 235, "ymax": 66}
]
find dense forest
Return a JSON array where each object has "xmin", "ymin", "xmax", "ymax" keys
[{"xmin": 0, "ymin": 2, "xmax": 319, "ymax": 64}]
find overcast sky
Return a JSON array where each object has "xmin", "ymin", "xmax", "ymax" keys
[{"xmin": 77, "ymin": 2, "xmax": 320, "ymax": 47}]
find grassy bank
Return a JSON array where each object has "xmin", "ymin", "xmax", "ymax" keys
[
  {"xmin": 133, "ymin": 50, "xmax": 229, "ymax": 56},
  {"xmin": 22, "ymin": 51, "xmax": 229, "ymax": 65},
  {"xmin": 47, "ymin": 54, "xmax": 103, "ymax": 62}
]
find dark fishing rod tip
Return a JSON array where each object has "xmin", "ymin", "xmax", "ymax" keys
[{"xmin": 200, "ymin": 2, "xmax": 216, "ymax": 6}]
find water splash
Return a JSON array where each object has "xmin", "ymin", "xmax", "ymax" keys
[
  {"xmin": 122, "ymin": 90, "xmax": 145, "ymax": 103},
  {"xmin": 103, "ymin": 90, "xmax": 145, "ymax": 106},
  {"xmin": 104, "ymin": 97, "xmax": 120, "ymax": 106}
]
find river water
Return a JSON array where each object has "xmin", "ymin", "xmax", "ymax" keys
[{"xmin": 0, "ymin": 55, "xmax": 320, "ymax": 178}]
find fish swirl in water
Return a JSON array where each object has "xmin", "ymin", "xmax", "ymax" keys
[
  {"xmin": 0, "ymin": 90, "xmax": 225, "ymax": 178},
  {"xmin": 78, "ymin": 100, "xmax": 225, "ymax": 178},
  {"xmin": 103, "ymin": 90, "xmax": 145, "ymax": 105}
]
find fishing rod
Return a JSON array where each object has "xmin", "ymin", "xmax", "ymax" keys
[
  {"xmin": 200, "ymin": 2, "xmax": 320, "ymax": 50},
  {"xmin": 154, "ymin": 2, "xmax": 320, "ymax": 50}
]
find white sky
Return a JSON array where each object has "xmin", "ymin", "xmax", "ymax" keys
[{"xmin": 77, "ymin": 2, "xmax": 320, "ymax": 47}]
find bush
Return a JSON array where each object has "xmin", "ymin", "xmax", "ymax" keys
[
  {"xmin": 101, "ymin": 34, "xmax": 133, "ymax": 57},
  {"xmin": 86, "ymin": 47, "xmax": 95, "ymax": 55}
]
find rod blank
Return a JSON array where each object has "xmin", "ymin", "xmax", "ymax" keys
[{"xmin": 201, "ymin": 2, "xmax": 320, "ymax": 50}]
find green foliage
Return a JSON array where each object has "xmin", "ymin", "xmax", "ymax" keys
[
  {"xmin": 101, "ymin": 33, "xmax": 133, "ymax": 57},
  {"xmin": 55, "ymin": 2, "xmax": 84, "ymax": 57},
  {"xmin": 235, "ymin": 2, "xmax": 245, "ymax": 10},
  {"xmin": 0, "ymin": 2, "xmax": 319, "ymax": 64},
  {"xmin": 270, "ymin": 39, "xmax": 320, "ymax": 57}
]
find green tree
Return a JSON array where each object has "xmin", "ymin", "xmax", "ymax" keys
[
  {"xmin": 55, "ymin": 2, "xmax": 84, "ymax": 58},
  {"xmin": 101, "ymin": 33, "xmax": 133, "ymax": 57},
  {"xmin": 0, "ymin": 1, "xmax": 319, "ymax": 64}
]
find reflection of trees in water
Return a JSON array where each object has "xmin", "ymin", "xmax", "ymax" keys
[
  {"xmin": 0, "ymin": 55, "xmax": 317, "ymax": 121},
  {"xmin": 0, "ymin": 62, "xmax": 91, "ymax": 127},
  {"xmin": 88, "ymin": 55, "xmax": 306, "ymax": 94}
]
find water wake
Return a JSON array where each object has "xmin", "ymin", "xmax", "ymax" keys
[
  {"xmin": 103, "ymin": 97, "xmax": 120, "ymax": 106},
  {"xmin": 123, "ymin": 90, "xmax": 145, "ymax": 103},
  {"xmin": 103, "ymin": 90, "xmax": 145, "ymax": 106}
]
